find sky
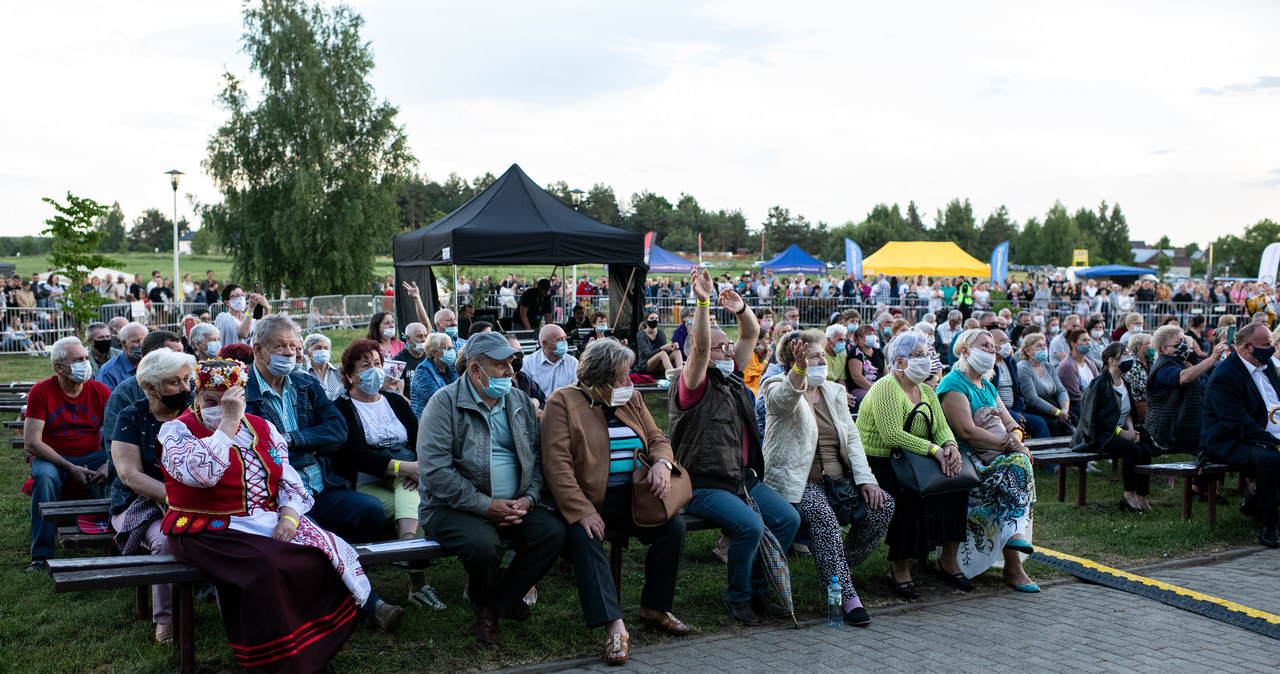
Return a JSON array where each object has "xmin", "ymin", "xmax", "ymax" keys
[{"xmin": 3, "ymin": 0, "xmax": 1279, "ymax": 247}]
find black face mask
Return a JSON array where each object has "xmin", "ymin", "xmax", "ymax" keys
[
  {"xmin": 1119, "ymin": 358, "xmax": 1135, "ymax": 374},
  {"xmin": 160, "ymin": 389, "xmax": 192, "ymax": 413},
  {"xmin": 646, "ymin": 319, "xmax": 659, "ymax": 328},
  {"xmin": 1252, "ymin": 345, "xmax": 1277, "ymax": 363},
  {"xmin": 92, "ymin": 339, "xmax": 112, "ymax": 353},
  {"xmin": 511, "ymin": 355, "xmax": 524, "ymax": 373},
  {"xmin": 1172, "ymin": 341, "xmax": 1191, "ymax": 360}
]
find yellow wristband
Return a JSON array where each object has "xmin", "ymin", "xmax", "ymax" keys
[
  {"xmin": 929, "ymin": 444, "xmax": 939, "ymax": 456},
  {"xmin": 1013, "ymin": 429, "xmax": 1025, "ymax": 441},
  {"xmin": 281, "ymin": 514, "xmax": 299, "ymax": 527},
  {"xmin": 393, "ymin": 460, "xmax": 401, "ymax": 474},
  {"xmin": 695, "ymin": 300, "xmax": 710, "ymax": 307},
  {"xmin": 1053, "ymin": 408, "xmax": 1060, "ymax": 416},
  {"xmin": 1115, "ymin": 426, "xmax": 1124, "ymax": 436},
  {"xmin": 792, "ymin": 365, "xmax": 807, "ymax": 376}
]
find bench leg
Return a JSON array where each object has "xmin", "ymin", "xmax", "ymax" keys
[
  {"xmin": 1181, "ymin": 477, "xmax": 1193, "ymax": 522},
  {"xmin": 1076, "ymin": 466, "xmax": 1088, "ymax": 507},
  {"xmin": 1057, "ymin": 466, "xmax": 1067, "ymax": 503},
  {"xmin": 178, "ymin": 583, "xmax": 195, "ymax": 674},
  {"xmin": 610, "ymin": 542, "xmax": 622, "ymax": 603},
  {"xmin": 134, "ymin": 586, "xmax": 148, "ymax": 620},
  {"xmin": 1207, "ymin": 478, "xmax": 1218, "ymax": 527}
]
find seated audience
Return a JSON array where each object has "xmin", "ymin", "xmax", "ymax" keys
[
  {"xmin": 636, "ymin": 308, "xmax": 683, "ymax": 377},
  {"xmin": 299, "ymin": 333, "xmax": 344, "ymax": 400},
  {"xmin": 1146, "ymin": 324, "xmax": 1229, "ymax": 455},
  {"xmin": 1055, "ymin": 328, "xmax": 1099, "ymax": 423},
  {"xmin": 1072, "ymin": 343, "xmax": 1154, "ymax": 512},
  {"xmin": 1124, "ymin": 333, "xmax": 1153, "ymax": 425},
  {"xmin": 367, "ymin": 311, "xmax": 406, "ymax": 359},
  {"xmin": 991, "ymin": 329, "xmax": 1049, "ymax": 439},
  {"xmin": 85, "ymin": 321, "xmax": 121, "ymax": 377},
  {"xmin": 410, "ymin": 333, "xmax": 458, "ymax": 418},
  {"xmin": 1016, "ymin": 332, "xmax": 1073, "ymax": 436},
  {"xmin": 823, "ymin": 324, "xmax": 850, "ymax": 388},
  {"xmin": 392, "ymin": 321, "xmax": 432, "ymax": 400},
  {"xmin": 507, "ymin": 335, "xmax": 546, "ymax": 408},
  {"xmin": 526, "ymin": 324, "xmax": 579, "ymax": 396},
  {"xmin": 846, "ymin": 325, "xmax": 886, "ymax": 401},
  {"xmin": 95, "ymin": 321, "xmax": 147, "ymax": 390},
  {"xmin": 188, "ymin": 322, "xmax": 221, "ymax": 360}
]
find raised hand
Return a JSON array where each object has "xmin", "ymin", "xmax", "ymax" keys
[
  {"xmin": 401, "ymin": 281, "xmax": 420, "ymax": 299},
  {"xmin": 718, "ymin": 288, "xmax": 744, "ymax": 314},
  {"xmin": 690, "ymin": 268, "xmax": 714, "ymax": 303},
  {"xmin": 789, "ymin": 337, "xmax": 809, "ymax": 371}
]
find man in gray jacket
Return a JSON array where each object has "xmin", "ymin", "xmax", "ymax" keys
[{"xmin": 418, "ymin": 332, "xmax": 566, "ymax": 646}]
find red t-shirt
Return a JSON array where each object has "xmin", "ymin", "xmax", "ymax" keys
[
  {"xmin": 677, "ymin": 374, "xmax": 749, "ymax": 465},
  {"xmin": 25, "ymin": 376, "xmax": 111, "ymax": 458}
]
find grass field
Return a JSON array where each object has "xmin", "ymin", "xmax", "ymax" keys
[{"xmin": 0, "ymin": 344, "xmax": 1259, "ymax": 672}]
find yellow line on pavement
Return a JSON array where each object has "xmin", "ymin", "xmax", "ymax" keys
[{"xmin": 1036, "ymin": 546, "xmax": 1280, "ymax": 625}]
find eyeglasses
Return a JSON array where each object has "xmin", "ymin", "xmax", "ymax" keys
[{"xmin": 710, "ymin": 342, "xmax": 735, "ymax": 354}]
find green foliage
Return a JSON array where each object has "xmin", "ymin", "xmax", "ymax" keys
[
  {"xmin": 203, "ymin": 0, "xmax": 415, "ymax": 297},
  {"xmin": 1153, "ymin": 235, "xmax": 1173, "ymax": 276},
  {"xmin": 932, "ymin": 198, "xmax": 979, "ymax": 253},
  {"xmin": 977, "ymin": 205, "xmax": 1017, "ymax": 260},
  {"xmin": 1211, "ymin": 218, "xmax": 1280, "ymax": 278},
  {"xmin": 761, "ymin": 205, "xmax": 827, "ymax": 259},
  {"xmin": 93, "ymin": 201, "xmax": 127, "ymax": 253},
  {"xmin": 39, "ymin": 192, "xmax": 117, "ymax": 336},
  {"xmin": 128, "ymin": 208, "xmax": 190, "ymax": 252},
  {"xmin": 191, "ymin": 227, "xmax": 218, "ymax": 256},
  {"xmin": 1097, "ymin": 202, "xmax": 1133, "ymax": 265}
]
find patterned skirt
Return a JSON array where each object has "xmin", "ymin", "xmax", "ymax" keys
[{"xmin": 957, "ymin": 452, "xmax": 1035, "ymax": 579}]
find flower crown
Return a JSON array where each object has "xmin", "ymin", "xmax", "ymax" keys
[{"xmin": 194, "ymin": 358, "xmax": 249, "ymax": 391}]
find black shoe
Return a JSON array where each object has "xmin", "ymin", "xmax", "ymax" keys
[
  {"xmin": 843, "ymin": 606, "xmax": 871, "ymax": 627},
  {"xmin": 933, "ymin": 565, "xmax": 975, "ymax": 592},
  {"xmin": 506, "ymin": 599, "xmax": 532, "ymax": 622},
  {"xmin": 1240, "ymin": 495, "xmax": 1260, "ymax": 521},
  {"xmin": 24, "ymin": 559, "xmax": 48, "ymax": 574},
  {"xmin": 1119, "ymin": 499, "xmax": 1145, "ymax": 514},
  {"xmin": 1193, "ymin": 491, "xmax": 1231, "ymax": 507},
  {"xmin": 887, "ymin": 571, "xmax": 920, "ymax": 600},
  {"xmin": 725, "ymin": 600, "xmax": 760, "ymax": 626},
  {"xmin": 750, "ymin": 594, "xmax": 790, "ymax": 618},
  {"xmin": 1260, "ymin": 525, "xmax": 1279, "ymax": 549}
]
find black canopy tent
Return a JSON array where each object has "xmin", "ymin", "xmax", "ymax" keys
[{"xmin": 391, "ymin": 163, "xmax": 648, "ymax": 339}]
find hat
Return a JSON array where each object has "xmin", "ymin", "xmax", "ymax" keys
[
  {"xmin": 194, "ymin": 359, "xmax": 249, "ymax": 391},
  {"xmin": 464, "ymin": 332, "xmax": 519, "ymax": 361}
]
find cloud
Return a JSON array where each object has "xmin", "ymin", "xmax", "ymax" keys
[
  {"xmin": 1261, "ymin": 168, "xmax": 1280, "ymax": 188},
  {"xmin": 1197, "ymin": 75, "xmax": 1280, "ymax": 96}
]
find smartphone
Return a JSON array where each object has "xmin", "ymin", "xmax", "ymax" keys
[
  {"xmin": 1228, "ymin": 324, "xmax": 1236, "ymax": 345},
  {"xmin": 252, "ymin": 280, "xmax": 265, "ymax": 319}
]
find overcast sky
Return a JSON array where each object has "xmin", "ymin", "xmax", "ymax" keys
[{"xmin": 4, "ymin": 0, "xmax": 1278, "ymax": 247}]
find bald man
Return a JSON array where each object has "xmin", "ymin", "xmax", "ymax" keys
[
  {"xmin": 434, "ymin": 309, "xmax": 466, "ymax": 351},
  {"xmin": 525, "ymin": 324, "xmax": 578, "ymax": 395},
  {"xmin": 392, "ymin": 322, "xmax": 431, "ymax": 400}
]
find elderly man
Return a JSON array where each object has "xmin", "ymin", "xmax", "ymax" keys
[
  {"xmin": 187, "ymin": 322, "xmax": 221, "ymax": 360},
  {"xmin": 1203, "ymin": 324, "xmax": 1280, "ymax": 547},
  {"xmin": 24, "ymin": 337, "xmax": 112, "ymax": 572},
  {"xmin": 518, "ymin": 279, "xmax": 554, "ymax": 331},
  {"xmin": 85, "ymin": 321, "xmax": 121, "ymax": 377},
  {"xmin": 245, "ymin": 314, "xmax": 382, "ymax": 543},
  {"xmin": 936, "ymin": 310, "xmax": 963, "ymax": 359},
  {"xmin": 1146, "ymin": 325, "xmax": 1229, "ymax": 455},
  {"xmin": 1048, "ymin": 314, "xmax": 1082, "ymax": 367},
  {"xmin": 393, "ymin": 322, "xmax": 431, "ymax": 400},
  {"xmin": 100, "ymin": 331, "xmax": 185, "ymax": 456},
  {"xmin": 95, "ymin": 322, "xmax": 147, "ymax": 391},
  {"xmin": 824, "ymin": 324, "xmax": 849, "ymax": 387},
  {"xmin": 418, "ymin": 332, "xmax": 565, "ymax": 645},
  {"xmin": 525, "ymin": 324, "xmax": 579, "ymax": 395},
  {"xmin": 507, "ymin": 335, "xmax": 546, "ymax": 408},
  {"xmin": 107, "ymin": 316, "xmax": 129, "ymax": 349},
  {"xmin": 434, "ymin": 308, "xmax": 466, "ymax": 351}
]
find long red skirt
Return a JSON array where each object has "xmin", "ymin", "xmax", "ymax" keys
[{"xmin": 170, "ymin": 528, "xmax": 361, "ymax": 673}]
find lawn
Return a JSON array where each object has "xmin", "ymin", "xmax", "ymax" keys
[{"xmin": 0, "ymin": 353, "xmax": 1259, "ymax": 672}]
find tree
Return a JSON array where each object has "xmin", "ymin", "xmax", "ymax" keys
[
  {"xmin": 582, "ymin": 183, "xmax": 621, "ymax": 225},
  {"xmin": 1017, "ymin": 217, "xmax": 1042, "ymax": 264},
  {"xmin": 41, "ymin": 192, "xmax": 117, "ymax": 336},
  {"xmin": 1096, "ymin": 202, "xmax": 1133, "ymax": 265},
  {"xmin": 1212, "ymin": 219, "xmax": 1280, "ymax": 278},
  {"xmin": 977, "ymin": 205, "xmax": 1018, "ymax": 259},
  {"xmin": 94, "ymin": 201, "xmax": 127, "ymax": 253},
  {"xmin": 931, "ymin": 198, "xmax": 979, "ymax": 255},
  {"xmin": 128, "ymin": 208, "xmax": 190, "ymax": 252},
  {"xmin": 1037, "ymin": 201, "xmax": 1081, "ymax": 267},
  {"xmin": 203, "ymin": 0, "xmax": 415, "ymax": 296},
  {"xmin": 905, "ymin": 200, "xmax": 927, "ymax": 237},
  {"xmin": 191, "ymin": 227, "xmax": 218, "ymax": 255},
  {"xmin": 1153, "ymin": 235, "xmax": 1173, "ymax": 276}
]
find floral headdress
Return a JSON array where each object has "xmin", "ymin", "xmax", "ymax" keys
[{"xmin": 194, "ymin": 358, "xmax": 249, "ymax": 391}]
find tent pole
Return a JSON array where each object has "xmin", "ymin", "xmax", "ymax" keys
[
  {"xmin": 611, "ymin": 266, "xmax": 638, "ymax": 332},
  {"xmin": 572, "ymin": 264, "xmax": 578, "ymax": 309},
  {"xmin": 452, "ymin": 264, "xmax": 458, "ymax": 316},
  {"xmin": 550, "ymin": 264, "xmax": 560, "ymax": 323}
]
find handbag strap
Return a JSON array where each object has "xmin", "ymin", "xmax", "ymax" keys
[{"xmin": 904, "ymin": 401, "xmax": 936, "ymax": 444}]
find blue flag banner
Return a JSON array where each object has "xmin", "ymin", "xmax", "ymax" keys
[
  {"xmin": 990, "ymin": 241, "xmax": 1009, "ymax": 284},
  {"xmin": 845, "ymin": 238, "xmax": 863, "ymax": 279}
]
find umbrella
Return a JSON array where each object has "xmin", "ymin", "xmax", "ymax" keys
[{"xmin": 746, "ymin": 495, "xmax": 799, "ymax": 628}]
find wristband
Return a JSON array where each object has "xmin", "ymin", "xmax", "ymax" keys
[
  {"xmin": 393, "ymin": 460, "xmax": 401, "ymax": 474},
  {"xmin": 657, "ymin": 458, "xmax": 674, "ymax": 471},
  {"xmin": 695, "ymin": 300, "xmax": 710, "ymax": 307},
  {"xmin": 1115, "ymin": 426, "xmax": 1124, "ymax": 436},
  {"xmin": 1053, "ymin": 407, "xmax": 1061, "ymax": 416},
  {"xmin": 928, "ymin": 444, "xmax": 939, "ymax": 456},
  {"xmin": 1012, "ymin": 428, "xmax": 1025, "ymax": 441},
  {"xmin": 792, "ymin": 365, "xmax": 807, "ymax": 376},
  {"xmin": 735, "ymin": 305, "xmax": 747, "ymax": 315},
  {"xmin": 281, "ymin": 514, "xmax": 299, "ymax": 527}
]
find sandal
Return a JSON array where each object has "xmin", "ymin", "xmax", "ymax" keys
[
  {"xmin": 887, "ymin": 571, "xmax": 920, "ymax": 600},
  {"xmin": 643, "ymin": 611, "xmax": 691, "ymax": 635},
  {"xmin": 605, "ymin": 632, "xmax": 629, "ymax": 666},
  {"xmin": 933, "ymin": 565, "xmax": 975, "ymax": 592},
  {"xmin": 155, "ymin": 623, "xmax": 174, "ymax": 644}
]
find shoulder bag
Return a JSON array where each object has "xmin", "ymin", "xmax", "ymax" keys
[
  {"xmin": 890, "ymin": 401, "xmax": 981, "ymax": 495},
  {"xmin": 632, "ymin": 452, "xmax": 693, "ymax": 527}
]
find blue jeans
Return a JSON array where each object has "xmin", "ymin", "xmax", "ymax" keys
[
  {"xmin": 1013, "ymin": 410, "xmax": 1050, "ymax": 439},
  {"xmin": 685, "ymin": 481, "xmax": 800, "ymax": 603},
  {"xmin": 30, "ymin": 451, "xmax": 108, "ymax": 561},
  {"xmin": 308, "ymin": 488, "xmax": 385, "ymax": 544}
]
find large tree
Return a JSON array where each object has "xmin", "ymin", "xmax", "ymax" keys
[
  {"xmin": 932, "ymin": 198, "xmax": 979, "ymax": 256},
  {"xmin": 1096, "ymin": 201, "xmax": 1133, "ymax": 265},
  {"xmin": 128, "ymin": 208, "xmax": 190, "ymax": 253},
  {"xmin": 977, "ymin": 205, "xmax": 1018, "ymax": 260},
  {"xmin": 41, "ymin": 193, "xmax": 116, "ymax": 336},
  {"xmin": 94, "ymin": 201, "xmax": 127, "ymax": 253},
  {"xmin": 1213, "ymin": 218, "xmax": 1280, "ymax": 278},
  {"xmin": 203, "ymin": 0, "xmax": 415, "ymax": 296}
]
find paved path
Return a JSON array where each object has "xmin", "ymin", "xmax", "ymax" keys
[{"xmin": 516, "ymin": 548, "xmax": 1280, "ymax": 673}]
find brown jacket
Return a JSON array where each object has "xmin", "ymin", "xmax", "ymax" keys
[{"xmin": 541, "ymin": 386, "xmax": 673, "ymax": 525}]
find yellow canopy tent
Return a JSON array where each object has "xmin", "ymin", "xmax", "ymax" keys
[{"xmin": 862, "ymin": 241, "xmax": 990, "ymax": 277}]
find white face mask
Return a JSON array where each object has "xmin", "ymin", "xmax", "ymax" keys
[
  {"xmin": 713, "ymin": 359, "xmax": 735, "ymax": 377},
  {"xmin": 610, "ymin": 384, "xmax": 634, "ymax": 407},
  {"xmin": 997, "ymin": 343, "xmax": 1012, "ymax": 358},
  {"xmin": 229, "ymin": 296, "xmax": 246, "ymax": 312},
  {"xmin": 200, "ymin": 404, "xmax": 223, "ymax": 430},
  {"xmin": 903, "ymin": 356, "xmax": 932, "ymax": 383},
  {"xmin": 805, "ymin": 364, "xmax": 828, "ymax": 387},
  {"xmin": 966, "ymin": 349, "xmax": 996, "ymax": 374},
  {"xmin": 382, "ymin": 327, "xmax": 396, "ymax": 339}
]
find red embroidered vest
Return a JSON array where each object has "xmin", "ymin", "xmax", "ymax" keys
[{"xmin": 161, "ymin": 411, "xmax": 284, "ymax": 534}]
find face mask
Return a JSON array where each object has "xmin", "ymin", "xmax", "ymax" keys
[
  {"xmin": 129, "ymin": 346, "xmax": 143, "ymax": 361},
  {"xmin": 596, "ymin": 324, "xmax": 607, "ymax": 332},
  {"xmin": 609, "ymin": 384, "xmax": 634, "ymax": 407},
  {"xmin": 967, "ymin": 349, "xmax": 996, "ymax": 374},
  {"xmin": 478, "ymin": 368, "xmax": 512, "ymax": 398},
  {"xmin": 865, "ymin": 335, "xmax": 879, "ymax": 348},
  {"xmin": 382, "ymin": 327, "xmax": 396, "ymax": 339},
  {"xmin": 357, "ymin": 366, "xmax": 385, "ymax": 395},
  {"xmin": 1146, "ymin": 349, "xmax": 1156, "ymax": 361},
  {"xmin": 1132, "ymin": 326, "xmax": 1143, "ymax": 333},
  {"xmin": 1077, "ymin": 343, "xmax": 1091, "ymax": 354},
  {"xmin": 1033, "ymin": 315, "xmax": 1044, "ymax": 324},
  {"xmin": 834, "ymin": 342, "xmax": 846, "ymax": 354},
  {"xmin": 553, "ymin": 340, "xmax": 568, "ymax": 356},
  {"xmin": 160, "ymin": 388, "xmax": 192, "ymax": 412},
  {"xmin": 997, "ymin": 343, "xmax": 1012, "ymax": 358},
  {"xmin": 206, "ymin": 341, "xmax": 221, "ymax": 357},
  {"xmin": 805, "ymin": 364, "xmax": 828, "ymax": 387},
  {"xmin": 267, "ymin": 353, "xmax": 295, "ymax": 377},
  {"xmin": 92, "ymin": 339, "xmax": 111, "ymax": 353},
  {"xmin": 199, "ymin": 404, "xmax": 223, "ymax": 429},
  {"xmin": 760, "ymin": 320, "xmax": 773, "ymax": 332},
  {"xmin": 646, "ymin": 319, "xmax": 659, "ymax": 328},
  {"xmin": 1090, "ymin": 330, "xmax": 1103, "ymax": 339},
  {"xmin": 65, "ymin": 361, "xmax": 92, "ymax": 384},
  {"xmin": 1033, "ymin": 349, "xmax": 1049, "ymax": 363},
  {"xmin": 904, "ymin": 356, "xmax": 932, "ymax": 384},
  {"xmin": 1252, "ymin": 345, "xmax": 1277, "ymax": 363},
  {"xmin": 1173, "ymin": 341, "xmax": 1191, "ymax": 360},
  {"xmin": 512, "ymin": 354, "xmax": 524, "ymax": 373},
  {"xmin": 406, "ymin": 340, "xmax": 424, "ymax": 354},
  {"xmin": 686, "ymin": 319, "xmax": 693, "ymax": 327},
  {"xmin": 440, "ymin": 348, "xmax": 456, "ymax": 364},
  {"xmin": 1050, "ymin": 326, "xmax": 1060, "ymax": 334},
  {"xmin": 310, "ymin": 349, "xmax": 330, "ymax": 365},
  {"xmin": 444, "ymin": 326, "xmax": 457, "ymax": 338},
  {"xmin": 229, "ymin": 296, "xmax": 246, "ymax": 312},
  {"xmin": 1119, "ymin": 357, "xmax": 1135, "ymax": 373},
  {"xmin": 713, "ymin": 359, "xmax": 735, "ymax": 377}
]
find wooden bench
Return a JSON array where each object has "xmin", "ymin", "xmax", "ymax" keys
[
  {"xmin": 47, "ymin": 538, "xmax": 452, "ymax": 674},
  {"xmin": 605, "ymin": 514, "xmax": 716, "ymax": 601},
  {"xmin": 4, "ymin": 419, "xmax": 24, "ymax": 430},
  {"xmin": 1025, "ymin": 437, "xmax": 1106, "ymax": 506},
  {"xmin": 1135, "ymin": 461, "xmax": 1233, "ymax": 525},
  {"xmin": 40, "ymin": 498, "xmax": 111, "ymax": 523}
]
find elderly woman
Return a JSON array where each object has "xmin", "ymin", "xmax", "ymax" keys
[
  {"xmin": 762, "ymin": 330, "xmax": 894, "ymax": 625},
  {"xmin": 1123, "ymin": 332, "xmax": 1153, "ymax": 424},
  {"xmin": 333, "ymin": 339, "xmax": 444, "ymax": 609},
  {"xmin": 938, "ymin": 330, "xmax": 1038, "ymax": 591},
  {"xmin": 1056, "ymin": 328, "xmax": 1099, "ymax": 423},
  {"xmin": 847, "ymin": 325, "xmax": 886, "ymax": 401},
  {"xmin": 299, "ymin": 332, "xmax": 344, "ymax": 400},
  {"xmin": 857, "ymin": 331, "xmax": 969, "ymax": 598},
  {"xmin": 1072, "ymin": 343, "xmax": 1154, "ymax": 512},
  {"xmin": 1016, "ymin": 332, "xmax": 1073, "ymax": 436},
  {"xmin": 410, "ymin": 332, "xmax": 458, "ymax": 417},
  {"xmin": 542, "ymin": 338, "xmax": 688, "ymax": 665},
  {"xmin": 912, "ymin": 321, "xmax": 943, "ymax": 386},
  {"xmin": 158, "ymin": 360, "xmax": 401, "ymax": 671},
  {"xmin": 1117, "ymin": 312, "xmax": 1145, "ymax": 345},
  {"xmin": 109, "ymin": 348, "xmax": 193, "ymax": 643},
  {"xmin": 367, "ymin": 311, "xmax": 406, "ymax": 359},
  {"xmin": 188, "ymin": 322, "xmax": 221, "ymax": 360},
  {"xmin": 637, "ymin": 308, "xmax": 683, "ymax": 377}
]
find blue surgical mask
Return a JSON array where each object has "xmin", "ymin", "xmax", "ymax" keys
[
  {"xmin": 1034, "ymin": 350, "xmax": 1049, "ymax": 363},
  {"xmin": 440, "ymin": 349, "xmax": 456, "ymax": 364},
  {"xmin": 357, "ymin": 366, "xmax": 385, "ymax": 395},
  {"xmin": 481, "ymin": 370, "xmax": 512, "ymax": 398},
  {"xmin": 553, "ymin": 340, "xmax": 568, "ymax": 356},
  {"xmin": 444, "ymin": 326, "xmax": 457, "ymax": 338},
  {"xmin": 268, "ymin": 353, "xmax": 295, "ymax": 377},
  {"xmin": 834, "ymin": 342, "xmax": 846, "ymax": 354},
  {"xmin": 310, "ymin": 349, "xmax": 330, "ymax": 365},
  {"xmin": 206, "ymin": 341, "xmax": 221, "ymax": 357},
  {"xmin": 1077, "ymin": 343, "xmax": 1091, "ymax": 354}
]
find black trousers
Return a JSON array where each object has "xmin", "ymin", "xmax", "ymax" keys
[
  {"xmin": 563, "ymin": 485, "xmax": 685, "ymax": 627},
  {"xmin": 1237, "ymin": 446, "xmax": 1280, "ymax": 527},
  {"xmin": 1027, "ymin": 411, "xmax": 1073, "ymax": 437},
  {"xmin": 426, "ymin": 506, "xmax": 567, "ymax": 618},
  {"xmin": 1102, "ymin": 435, "xmax": 1153, "ymax": 495}
]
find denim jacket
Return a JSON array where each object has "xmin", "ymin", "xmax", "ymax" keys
[{"xmin": 246, "ymin": 368, "xmax": 350, "ymax": 489}]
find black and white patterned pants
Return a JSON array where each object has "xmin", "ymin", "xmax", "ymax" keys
[{"xmin": 796, "ymin": 482, "xmax": 895, "ymax": 597}]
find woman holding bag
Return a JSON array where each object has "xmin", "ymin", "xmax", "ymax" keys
[
  {"xmin": 1072, "ymin": 342, "xmax": 1154, "ymax": 512},
  {"xmin": 761, "ymin": 330, "xmax": 894, "ymax": 626},
  {"xmin": 541, "ymin": 338, "xmax": 691, "ymax": 666}
]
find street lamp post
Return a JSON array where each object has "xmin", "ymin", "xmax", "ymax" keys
[
  {"xmin": 165, "ymin": 170, "xmax": 184, "ymax": 303},
  {"xmin": 569, "ymin": 188, "xmax": 585, "ymax": 211}
]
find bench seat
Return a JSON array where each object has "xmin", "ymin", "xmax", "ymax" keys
[{"xmin": 1135, "ymin": 461, "xmax": 1233, "ymax": 525}]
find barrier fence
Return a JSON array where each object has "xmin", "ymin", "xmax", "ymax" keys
[{"xmin": 1, "ymin": 292, "xmax": 1262, "ymax": 355}]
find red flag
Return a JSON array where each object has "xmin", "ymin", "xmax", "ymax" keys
[{"xmin": 698, "ymin": 232, "xmax": 703, "ymax": 265}]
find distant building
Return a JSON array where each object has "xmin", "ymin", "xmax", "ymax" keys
[
  {"xmin": 178, "ymin": 231, "xmax": 194, "ymax": 255},
  {"xmin": 1129, "ymin": 240, "xmax": 1203, "ymax": 277}
]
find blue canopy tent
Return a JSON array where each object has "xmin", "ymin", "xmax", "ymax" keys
[
  {"xmin": 761, "ymin": 244, "xmax": 828, "ymax": 275},
  {"xmin": 647, "ymin": 243, "xmax": 697, "ymax": 273},
  {"xmin": 1072, "ymin": 265, "xmax": 1153, "ymax": 278}
]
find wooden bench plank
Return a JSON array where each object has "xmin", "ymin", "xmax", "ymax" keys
[
  {"xmin": 353, "ymin": 539, "xmax": 451, "ymax": 566},
  {"xmin": 1136, "ymin": 462, "xmax": 1233, "ymax": 525},
  {"xmin": 53, "ymin": 564, "xmax": 204, "ymax": 593},
  {"xmin": 57, "ymin": 525, "xmax": 114, "ymax": 549},
  {"xmin": 41, "ymin": 498, "xmax": 112, "ymax": 522}
]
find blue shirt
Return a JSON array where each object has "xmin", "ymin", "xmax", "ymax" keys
[
  {"xmin": 411, "ymin": 359, "xmax": 458, "ymax": 418},
  {"xmin": 252, "ymin": 364, "xmax": 316, "ymax": 493},
  {"xmin": 465, "ymin": 376, "xmax": 519, "ymax": 499},
  {"xmin": 94, "ymin": 352, "xmax": 137, "ymax": 391}
]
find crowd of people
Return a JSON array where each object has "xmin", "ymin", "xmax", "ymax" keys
[{"xmin": 17, "ymin": 262, "xmax": 1280, "ymax": 670}]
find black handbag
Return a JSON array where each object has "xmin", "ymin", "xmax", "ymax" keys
[
  {"xmin": 890, "ymin": 402, "xmax": 981, "ymax": 495},
  {"xmin": 818, "ymin": 448, "xmax": 865, "ymax": 527}
]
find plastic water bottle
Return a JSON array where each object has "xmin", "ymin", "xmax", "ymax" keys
[{"xmin": 827, "ymin": 576, "xmax": 842, "ymax": 626}]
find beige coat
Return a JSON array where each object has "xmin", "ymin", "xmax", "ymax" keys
[{"xmin": 760, "ymin": 373, "xmax": 876, "ymax": 504}]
